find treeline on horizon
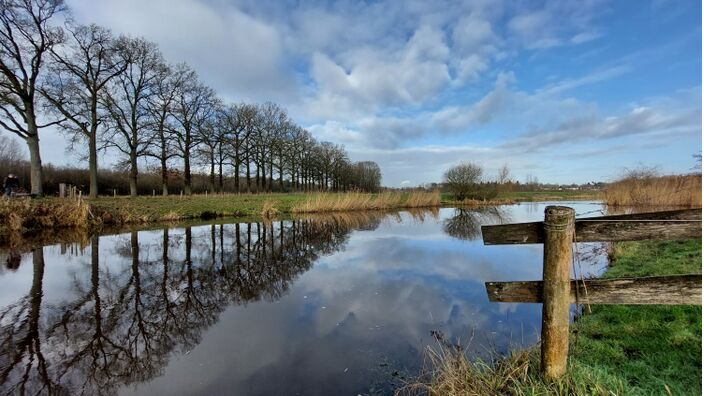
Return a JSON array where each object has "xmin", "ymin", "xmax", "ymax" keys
[{"xmin": 0, "ymin": 0, "xmax": 382, "ymax": 197}]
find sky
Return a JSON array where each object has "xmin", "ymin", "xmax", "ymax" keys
[{"xmin": 32, "ymin": 0, "xmax": 702, "ymax": 187}]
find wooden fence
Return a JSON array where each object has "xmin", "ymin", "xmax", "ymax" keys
[{"xmin": 480, "ymin": 206, "xmax": 702, "ymax": 380}]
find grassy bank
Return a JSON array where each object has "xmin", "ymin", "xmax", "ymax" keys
[
  {"xmin": 0, "ymin": 191, "xmax": 444, "ymax": 234},
  {"xmin": 404, "ymin": 239, "xmax": 702, "ymax": 395},
  {"xmin": 441, "ymin": 189, "xmax": 601, "ymax": 205}
]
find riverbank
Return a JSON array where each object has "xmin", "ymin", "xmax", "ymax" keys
[
  {"xmin": 0, "ymin": 190, "xmax": 599, "ymax": 235},
  {"xmin": 405, "ymin": 238, "xmax": 702, "ymax": 395}
]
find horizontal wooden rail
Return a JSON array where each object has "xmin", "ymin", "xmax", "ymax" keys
[
  {"xmin": 485, "ymin": 274, "xmax": 702, "ymax": 305},
  {"xmin": 482, "ymin": 208, "xmax": 702, "ymax": 245}
]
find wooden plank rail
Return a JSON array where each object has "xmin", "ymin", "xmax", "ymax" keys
[
  {"xmin": 482, "ymin": 208, "xmax": 702, "ymax": 245},
  {"xmin": 486, "ymin": 274, "xmax": 702, "ymax": 305},
  {"xmin": 480, "ymin": 206, "xmax": 702, "ymax": 380}
]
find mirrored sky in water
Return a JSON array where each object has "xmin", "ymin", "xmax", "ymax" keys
[{"xmin": 0, "ymin": 202, "xmax": 607, "ymax": 395}]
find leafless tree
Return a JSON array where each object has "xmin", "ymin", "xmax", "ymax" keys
[
  {"xmin": 0, "ymin": 0, "xmax": 65, "ymax": 195},
  {"xmin": 145, "ymin": 63, "xmax": 179, "ymax": 195},
  {"xmin": 444, "ymin": 162, "xmax": 483, "ymax": 200},
  {"xmin": 42, "ymin": 23, "xmax": 128, "ymax": 198},
  {"xmin": 102, "ymin": 37, "xmax": 166, "ymax": 196},
  {"xmin": 169, "ymin": 63, "xmax": 215, "ymax": 195}
]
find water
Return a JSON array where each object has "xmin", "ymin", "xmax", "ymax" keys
[{"xmin": 0, "ymin": 202, "xmax": 607, "ymax": 395}]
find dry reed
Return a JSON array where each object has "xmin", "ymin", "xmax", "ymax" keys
[
  {"xmin": 292, "ymin": 191, "xmax": 441, "ymax": 214},
  {"xmin": 604, "ymin": 174, "xmax": 701, "ymax": 207},
  {"xmin": 0, "ymin": 198, "xmax": 91, "ymax": 233},
  {"xmin": 260, "ymin": 200, "xmax": 280, "ymax": 219}
]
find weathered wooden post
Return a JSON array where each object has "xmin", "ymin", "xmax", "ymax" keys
[
  {"xmin": 541, "ymin": 206, "xmax": 575, "ymax": 380},
  {"xmin": 59, "ymin": 183, "xmax": 66, "ymax": 198}
]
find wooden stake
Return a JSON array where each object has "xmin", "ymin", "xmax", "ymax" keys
[{"xmin": 540, "ymin": 206, "xmax": 575, "ymax": 380}]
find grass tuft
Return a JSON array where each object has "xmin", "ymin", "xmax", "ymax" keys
[{"xmin": 260, "ymin": 200, "xmax": 280, "ymax": 219}]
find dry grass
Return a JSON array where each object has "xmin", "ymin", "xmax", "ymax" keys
[
  {"xmin": 398, "ymin": 343, "xmax": 534, "ymax": 396},
  {"xmin": 260, "ymin": 200, "xmax": 280, "ymax": 219},
  {"xmin": 0, "ymin": 198, "xmax": 91, "ymax": 233},
  {"xmin": 406, "ymin": 190, "xmax": 442, "ymax": 207},
  {"xmin": 161, "ymin": 211, "xmax": 180, "ymax": 221},
  {"xmin": 399, "ymin": 342, "xmax": 623, "ymax": 396},
  {"xmin": 604, "ymin": 174, "xmax": 701, "ymax": 207},
  {"xmin": 292, "ymin": 191, "xmax": 441, "ymax": 214}
]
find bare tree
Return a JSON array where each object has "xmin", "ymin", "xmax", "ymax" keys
[
  {"xmin": 222, "ymin": 103, "xmax": 254, "ymax": 193},
  {"xmin": 497, "ymin": 163, "xmax": 510, "ymax": 184},
  {"xmin": 0, "ymin": 0, "xmax": 65, "ymax": 195},
  {"xmin": 169, "ymin": 64, "xmax": 215, "ymax": 195},
  {"xmin": 42, "ymin": 23, "xmax": 128, "ymax": 198},
  {"xmin": 195, "ymin": 99, "xmax": 224, "ymax": 193},
  {"xmin": 102, "ymin": 37, "xmax": 166, "ymax": 196},
  {"xmin": 444, "ymin": 162, "xmax": 482, "ymax": 200},
  {"xmin": 146, "ymin": 63, "xmax": 179, "ymax": 195}
]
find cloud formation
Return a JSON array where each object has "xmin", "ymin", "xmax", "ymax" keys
[{"xmin": 43, "ymin": 0, "xmax": 702, "ymax": 186}]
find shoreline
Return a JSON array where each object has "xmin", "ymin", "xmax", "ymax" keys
[{"xmin": 0, "ymin": 190, "xmax": 602, "ymax": 236}]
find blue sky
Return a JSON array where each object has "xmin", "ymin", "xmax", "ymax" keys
[{"xmin": 36, "ymin": 0, "xmax": 702, "ymax": 186}]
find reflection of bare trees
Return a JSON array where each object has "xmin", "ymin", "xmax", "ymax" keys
[
  {"xmin": 0, "ymin": 212, "xmax": 389, "ymax": 395},
  {"xmin": 443, "ymin": 207, "xmax": 510, "ymax": 240}
]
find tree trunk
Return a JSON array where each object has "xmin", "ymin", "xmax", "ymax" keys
[
  {"xmin": 235, "ymin": 157, "xmax": 240, "ymax": 193},
  {"xmin": 246, "ymin": 160, "xmax": 251, "ymax": 193},
  {"xmin": 184, "ymin": 144, "xmax": 191, "ymax": 195},
  {"xmin": 26, "ymin": 133, "xmax": 43, "ymax": 196},
  {"xmin": 88, "ymin": 131, "xmax": 99, "ymax": 198},
  {"xmin": 129, "ymin": 152, "xmax": 138, "ymax": 197},
  {"xmin": 161, "ymin": 156, "xmax": 169, "ymax": 196},
  {"xmin": 209, "ymin": 154, "xmax": 216, "ymax": 193}
]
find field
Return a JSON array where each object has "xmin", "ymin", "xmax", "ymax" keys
[{"xmin": 404, "ymin": 238, "xmax": 702, "ymax": 395}]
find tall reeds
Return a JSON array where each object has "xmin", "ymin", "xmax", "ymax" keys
[
  {"xmin": 604, "ymin": 174, "xmax": 701, "ymax": 207},
  {"xmin": 291, "ymin": 190, "xmax": 441, "ymax": 214},
  {"xmin": 0, "ymin": 198, "xmax": 91, "ymax": 233}
]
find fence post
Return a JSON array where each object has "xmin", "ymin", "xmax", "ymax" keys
[{"xmin": 541, "ymin": 205, "xmax": 575, "ymax": 380}]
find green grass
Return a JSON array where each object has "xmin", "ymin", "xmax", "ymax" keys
[
  {"xmin": 83, "ymin": 193, "xmax": 309, "ymax": 220},
  {"xmin": 517, "ymin": 239, "xmax": 702, "ymax": 395},
  {"xmin": 440, "ymin": 189, "xmax": 601, "ymax": 204},
  {"xmin": 405, "ymin": 239, "xmax": 701, "ymax": 396},
  {"xmin": 566, "ymin": 239, "xmax": 702, "ymax": 395},
  {"xmin": 496, "ymin": 190, "xmax": 601, "ymax": 201}
]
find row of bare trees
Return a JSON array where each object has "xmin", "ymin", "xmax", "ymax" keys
[{"xmin": 0, "ymin": 0, "xmax": 382, "ymax": 197}]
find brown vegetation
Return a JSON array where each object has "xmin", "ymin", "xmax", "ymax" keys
[
  {"xmin": 604, "ymin": 173, "xmax": 701, "ymax": 207},
  {"xmin": 291, "ymin": 191, "xmax": 441, "ymax": 214},
  {"xmin": 260, "ymin": 200, "xmax": 280, "ymax": 219},
  {"xmin": 0, "ymin": 198, "xmax": 91, "ymax": 234}
]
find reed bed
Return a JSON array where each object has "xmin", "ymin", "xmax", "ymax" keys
[
  {"xmin": 0, "ymin": 198, "xmax": 91, "ymax": 233},
  {"xmin": 604, "ymin": 174, "xmax": 701, "ymax": 207},
  {"xmin": 292, "ymin": 190, "xmax": 441, "ymax": 214}
]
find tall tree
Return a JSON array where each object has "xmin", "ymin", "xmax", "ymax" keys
[
  {"xmin": 0, "ymin": 0, "xmax": 65, "ymax": 195},
  {"xmin": 146, "ymin": 63, "xmax": 179, "ymax": 195},
  {"xmin": 223, "ymin": 103, "xmax": 255, "ymax": 193},
  {"xmin": 42, "ymin": 23, "xmax": 128, "ymax": 198},
  {"xmin": 169, "ymin": 63, "xmax": 214, "ymax": 195},
  {"xmin": 103, "ymin": 37, "xmax": 166, "ymax": 196},
  {"xmin": 195, "ymin": 99, "xmax": 224, "ymax": 193}
]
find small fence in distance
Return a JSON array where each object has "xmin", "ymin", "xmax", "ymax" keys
[{"xmin": 480, "ymin": 206, "xmax": 702, "ymax": 380}]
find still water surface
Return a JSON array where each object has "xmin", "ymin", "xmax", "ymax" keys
[{"xmin": 0, "ymin": 202, "xmax": 606, "ymax": 395}]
